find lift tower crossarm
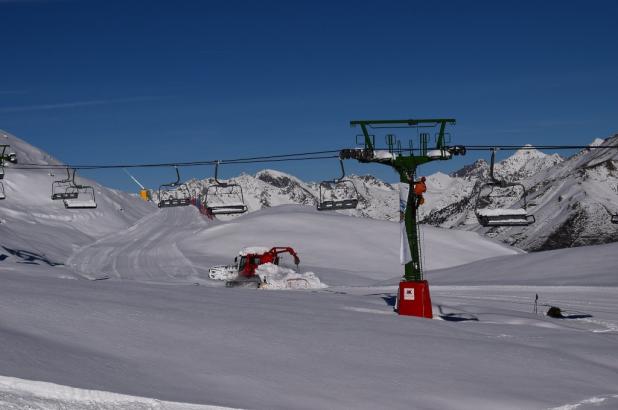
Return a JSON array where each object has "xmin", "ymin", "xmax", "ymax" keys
[
  {"xmin": 351, "ymin": 118, "xmax": 456, "ymax": 153},
  {"xmin": 0, "ymin": 145, "xmax": 17, "ymax": 165},
  {"xmin": 342, "ymin": 118, "xmax": 463, "ymax": 282}
]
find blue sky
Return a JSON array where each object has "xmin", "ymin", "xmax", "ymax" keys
[{"xmin": 1, "ymin": 0, "xmax": 617, "ymax": 191}]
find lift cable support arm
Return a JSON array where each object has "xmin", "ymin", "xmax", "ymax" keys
[{"xmin": 342, "ymin": 118, "xmax": 465, "ymax": 282}]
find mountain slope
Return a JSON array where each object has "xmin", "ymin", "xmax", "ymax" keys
[
  {"xmin": 0, "ymin": 130, "xmax": 154, "ymax": 274},
  {"xmin": 67, "ymin": 205, "xmax": 519, "ymax": 286},
  {"xmin": 425, "ymin": 135, "xmax": 618, "ymax": 250}
]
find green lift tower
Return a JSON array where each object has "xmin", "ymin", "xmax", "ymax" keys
[{"xmin": 340, "ymin": 119, "xmax": 465, "ymax": 317}]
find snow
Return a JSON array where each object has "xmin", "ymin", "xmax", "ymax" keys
[
  {"xmin": 238, "ymin": 246, "xmax": 271, "ymax": 256},
  {"xmin": 0, "ymin": 375, "xmax": 236, "ymax": 409},
  {"xmin": 426, "ymin": 149, "xmax": 451, "ymax": 159},
  {"xmin": 0, "ymin": 131, "xmax": 617, "ymax": 409},
  {"xmin": 372, "ymin": 150, "xmax": 397, "ymax": 160},
  {"xmin": 254, "ymin": 263, "xmax": 327, "ymax": 289},
  {"xmin": 476, "ymin": 208, "xmax": 527, "ymax": 216},
  {"xmin": 63, "ymin": 198, "xmax": 98, "ymax": 208},
  {"xmin": 589, "ymin": 138, "xmax": 606, "ymax": 147}
]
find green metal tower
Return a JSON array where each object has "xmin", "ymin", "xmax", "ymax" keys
[{"xmin": 340, "ymin": 119, "xmax": 464, "ymax": 281}]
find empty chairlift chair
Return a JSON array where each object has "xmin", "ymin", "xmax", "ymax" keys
[
  {"xmin": 63, "ymin": 169, "xmax": 97, "ymax": 209},
  {"xmin": 157, "ymin": 166, "xmax": 192, "ymax": 208},
  {"xmin": 204, "ymin": 161, "xmax": 248, "ymax": 215},
  {"xmin": 0, "ymin": 145, "xmax": 17, "ymax": 200},
  {"xmin": 0, "ymin": 167, "xmax": 5, "ymax": 200},
  {"xmin": 474, "ymin": 148, "xmax": 535, "ymax": 227},
  {"xmin": 51, "ymin": 168, "xmax": 79, "ymax": 200},
  {"xmin": 316, "ymin": 159, "xmax": 360, "ymax": 211}
]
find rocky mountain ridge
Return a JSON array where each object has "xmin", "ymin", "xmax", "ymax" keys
[{"xmin": 178, "ymin": 136, "xmax": 618, "ymax": 251}]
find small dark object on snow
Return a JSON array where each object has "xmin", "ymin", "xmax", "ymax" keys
[{"xmin": 546, "ymin": 306, "xmax": 564, "ymax": 318}]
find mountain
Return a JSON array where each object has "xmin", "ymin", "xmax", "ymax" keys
[
  {"xmin": 0, "ymin": 130, "xmax": 153, "ymax": 272},
  {"xmin": 425, "ymin": 135, "xmax": 618, "ymax": 250},
  {"xmin": 163, "ymin": 136, "xmax": 618, "ymax": 252}
]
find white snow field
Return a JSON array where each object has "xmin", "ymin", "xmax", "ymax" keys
[{"xmin": 1, "ymin": 132, "xmax": 618, "ymax": 409}]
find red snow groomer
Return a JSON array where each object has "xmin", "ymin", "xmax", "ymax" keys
[{"xmin": 208, "ymin": 246, "xmax": 300, "ymax": 288}]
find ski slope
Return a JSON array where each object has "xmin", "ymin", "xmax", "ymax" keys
[
  {"xmin": 1, "ymin": 132, "xmax": 617, "ymax": 409},
  {"xmin": 66, "ymin": 205, "xmax": 519, "ymax": 286},
  {"xmin": 0, "ymin": 131, "xmax": 153, "ymax": 274},
  {"xmin": 429, "ymin": 242, "xmax": 618, "ymax": 286},
  {"xmin": 1, "ymin": 258, "xmax": 617, "ymax": 410}
]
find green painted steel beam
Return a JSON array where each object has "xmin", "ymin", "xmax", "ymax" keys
[{"xmin": 345, "ymin": 118, "xmax": 459, "ymax": 282}]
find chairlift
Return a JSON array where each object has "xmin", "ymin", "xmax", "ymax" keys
[
  {"xmin": 611, "ymin": 214, "xmax": 618, "ymax": 224},
  {"xmin": 474, "ymin": 148, "xmax": 535, "ymax": 227},
  {"xmin": 316, "ymin": 159, "xmax": 360, "ymax": 211},
  {"xmin": 63, "ymin": 169, "xmax": 97, "ymax": 209},
  {"xmin": 203, "ymin": 161, "xmax": 248, "ymax": 215},
  {"xmin": 51, "ymin": 168, "xmax": 79, "ymax": 200},
  {"xmin": 0, "ymin": 145, "xmax": 17, "ymax": 200},
  {"xmin": 157, "ymin": 166, "xmax": 192, "ymax": 208},
  {"xmin": 0, "ymin": 167, "xmax": 4, "ymax": 200}
]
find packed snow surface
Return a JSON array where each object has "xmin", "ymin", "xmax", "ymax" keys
[{"xmin": 0, "ymin": 376, "xmax": 236, "ymax": 410}]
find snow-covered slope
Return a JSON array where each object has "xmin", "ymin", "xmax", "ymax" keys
[
  {"xmin": 0, "ymin": 130, "xmax": 154, "ymax": 275},
  {"xmin": 67, "ymin": 205, "xmax": 519, "ymax": 286},
  {"xmin": 426, "ymin": 136, "xmax": 618, "ymax": 250},
  {"xmin": 1, "ymin": 244, "xmax": 617, "ymax": 409},
  {"xmin": 429, "ymin": 242, "xmax": 618, "ymax": 286}
]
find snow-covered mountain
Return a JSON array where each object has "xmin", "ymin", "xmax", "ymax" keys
[
  {"xmin": 0, "ymin": 130, "xmax": 154, "ymax": 270},
  {"xmin": 425, "ymin": 135, "xmax": 618, "ymax": 250},
  {"xmin": 159, "ymin": 136, "xmax": 617, "ymax": 251},
  {"xmin": 176, "ymin": 169, "xmax": 401, "ymax": 221}
]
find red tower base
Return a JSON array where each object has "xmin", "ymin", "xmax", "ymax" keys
[{"xmin": 397, "ymin": 280, "xmax": 433, "ymax": 318}]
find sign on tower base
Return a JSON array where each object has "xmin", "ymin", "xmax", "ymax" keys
[{"xmin": 397, "ymin": 280, "xmax": 433, "ymax": 318}]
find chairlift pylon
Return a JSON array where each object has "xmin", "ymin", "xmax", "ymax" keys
[
  {"xmin": 157, "ymin": 166, "xmax": 192, "ymax": 208},
  {"xmin": 203, "ymin": 161, "xmax": 248, "ymax": 215},
  {"xmin": 474, "ymin": 148, "xmax": 535, "ymax": 227},
  {"xmin": 63, "ymin": 169, "xmax": 97, "ymax": 209},
  {"xmin": 316, "ymin": 159, "xmax": 360, "ymax": 211}
]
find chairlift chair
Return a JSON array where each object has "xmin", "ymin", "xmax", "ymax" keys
[
  {"xmin": 203, "ymin": 162, "xmax": 248, "ymax": 215},
  {"xmin": 157, "ymin": 166, "xmax": 192, "ymax": 208},
  {"xmin": 474, "ymin": 148, "xmax": 535, "ymax": 227},
  {"xmin": 0, "ymin": 145, "xmax": 17, "ymax": 200},
  {"xmin": 63, "ymin": 169, "xmax": 97, "ymax": 209},
  {"xmin": 0, "ymin": 167, "xmax": 4, "ymax": 200},
  {"xmin": 316, "ymin": 159, "xmax": 360, "ymax": 211},
  {"xmin": 52, "ymin": 168, "xmax": 79, "ymax": 200}
]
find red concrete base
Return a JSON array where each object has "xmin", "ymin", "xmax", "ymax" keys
[{"xmin": 397, "ymin": 280, "xmax": 433, "ymax": 318}]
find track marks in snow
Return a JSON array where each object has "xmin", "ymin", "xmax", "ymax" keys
[{"xmin": 67, "ymin": 208, "xmax": 209, "ymax": 282}]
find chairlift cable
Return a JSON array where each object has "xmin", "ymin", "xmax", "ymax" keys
[{"xmin": 8, "ymin": 144, "xmax": 618, "ymax": 172}]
